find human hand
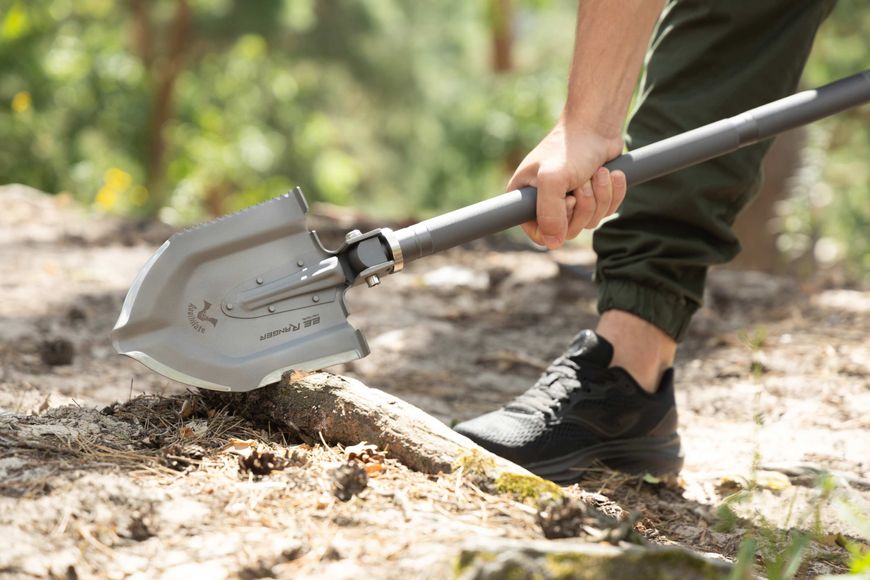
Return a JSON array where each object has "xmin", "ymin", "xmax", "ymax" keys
[{"xmin": 507, "ymin": 120, "xmax": 627, "ymax": 249}]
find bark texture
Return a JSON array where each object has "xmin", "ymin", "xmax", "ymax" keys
[
  {"xmin": 456, "ymin": 539, "xmax": 732, "ymax": 580},
  {"xmin": 202, "ymin": 372, "xmax": 529, "ymax": 477}
]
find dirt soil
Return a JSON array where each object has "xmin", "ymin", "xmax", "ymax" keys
[{"xmin": 1, "ymin": 185, "xmax": 868, "ymax": 579}]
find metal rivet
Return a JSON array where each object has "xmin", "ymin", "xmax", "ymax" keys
[
  {"xmin": 312, "ymin": 295, "xmax": 320, "ymax": 303},
  {"xmin": 268, "ymin": 305, "xmax": 276, "ymax": 313},
  {"xmin": 226, "ymin": 303, "xmax": 234, "ymax": 311},
  {"xmin": 256, "ymin": 277, "xmax": 264, "ymax": 285},
  {"xmin": 345, "ymin": 229, "xmax": 362, "ymax": 242},
  {"xmin": 296, "ymin": 259, "xmax": 305, "ymax": 267},
  {"xmin": 365, "ymin": 274, "xmax": 381, "ymax": 288}
]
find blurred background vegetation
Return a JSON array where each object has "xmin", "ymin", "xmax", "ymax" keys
[{"xmin": 0, "ymin": 0, "xmax": 867, "ymax": 278}]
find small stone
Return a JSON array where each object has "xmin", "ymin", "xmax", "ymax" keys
[
  {"xmin": 159, "ymin": 444, "xmax": 205, "ymax": 471},
  {"xmin": 65, "ymin": 306, "xmax": 87, "ymax": 325},
  {"xmin": 281, "ymin": 540, "xmax": 307, "ymax": 561},
  {"xmin": 238, "ymin": 450, "xmax": 288, "ymax": 477},
  {"xmin": 125, "ymin": 515, "xmax": 154, "ymax": 541},
  {"xmin": 537, "ymin": 496, "xmax": 590, "ymax": 539},
  {"xmin": 330, "ymin": 461, "xmax": 368, "ymax": 502},
  {"xmin": 238, "ymin": 561, "xmax": 276, "ymax": 580},
  {"xmin": 39, "ymin": 338, "xmax": 75, "ymax": 366}
]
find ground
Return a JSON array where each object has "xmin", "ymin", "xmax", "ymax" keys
[{"xmin": 1, "ymin": 185, "xmax": 868, "ymax": 578}]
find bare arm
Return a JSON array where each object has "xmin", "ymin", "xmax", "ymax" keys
[{"xmin": 509, "ymin": 0, "xmax": 664, "ymax": 248}]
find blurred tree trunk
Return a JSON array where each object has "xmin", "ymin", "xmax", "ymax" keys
[
  {"xmin": 729, "ymin": 127, "xmax": 806, "ymax": 272},
  {"xmin": 130, "ymin": 0, "xmax": 192, "ymax": 213},
  {"xmin": 489, "ymin": 0, "xmax": 526, "ymax": 172},
  {"xmin": 490, "ymin": 0, "xmax": 514, "ymax": 73}
]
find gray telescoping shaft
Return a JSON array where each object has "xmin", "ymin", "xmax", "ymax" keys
[{"xmin": 395, "ymin": 70, "xmax": 870, "ymax": 264}]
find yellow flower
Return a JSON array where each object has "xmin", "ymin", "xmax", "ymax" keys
[
  {"xmin": 11, "ymin": 91, "xmax": 31, "ymax": 113},
  {"xmin": 95, "ymin": 187, "xmax": 119, "ymax": 211},
  {"xmin": 104, "ymin": 167, "xmax": 132, "ymax": 190}
]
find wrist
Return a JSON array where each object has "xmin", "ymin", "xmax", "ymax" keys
[{"xmin": 556, "ymin": 113, "xmax": 624, "ymax": 160}]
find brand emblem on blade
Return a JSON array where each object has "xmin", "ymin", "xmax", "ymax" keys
[
  {"xmin": 188, "ymin": 300, "xmax": 218, "ymax": 334},
  {"xmin": 260, "ymin": 314, "xmax": 321, "ymax": 342}
]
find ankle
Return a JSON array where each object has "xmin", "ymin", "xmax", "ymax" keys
[{"xmin": 595, "ymin": 310, "xmax": 676, "ymax": 394}]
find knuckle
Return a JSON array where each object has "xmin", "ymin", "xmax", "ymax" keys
[{"xmin": 537, "ymin": 167, "xmax": 569, "ymax": 188}]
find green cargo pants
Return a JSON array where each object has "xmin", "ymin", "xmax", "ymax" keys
[{"xmin": 593, "ymin": 0, "xmax": 837, "ymax": 341}]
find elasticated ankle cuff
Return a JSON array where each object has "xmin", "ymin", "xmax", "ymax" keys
[{"xmin": 597, "ymin": 278, "xmax": 699, "ymax": 342}]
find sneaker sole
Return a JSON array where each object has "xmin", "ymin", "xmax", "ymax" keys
[{"xmin": 524, "ymin": 433, "xmax": 684, "ymax": 484}]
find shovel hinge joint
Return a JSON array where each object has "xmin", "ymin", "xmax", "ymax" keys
[{"xmin": 341, "ymin": 227, "xmax": 404, "ymax": 286}]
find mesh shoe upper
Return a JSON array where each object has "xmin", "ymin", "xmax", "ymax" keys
[{"xmin": 454, "ymin": 330, "xmax": 679, "ymax": 466}]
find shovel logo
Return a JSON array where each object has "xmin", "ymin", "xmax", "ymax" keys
[{"xmin": 187, "ymin": 300, "xmax": 218, "ymax": 334}]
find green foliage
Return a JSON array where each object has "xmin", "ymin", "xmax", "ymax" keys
[
  {"xmin": 778, "ymin": 0, "xmax": 870, "ymax": 278},
  {"xmin": 727, "ymin": 508, "xmax": 813, "ymax": 579},
  {"xmin": 846, "ymin": 544, "xmax": 870, "ymax": 575},
  {"xmin": 831, "ymin": 497, "xmax": 870, "ymax": 577},
  {"xmin": 0, "ymin": 0, "xmax": 572, "ymax": 223},
  {"xmin": 0, "ymin": 0, "xmax": 865, "ymax": 274},
  {"xmin": 719, "ymin": 471, "xmax": 870, "ymax": 579},
  {"xmin": 730, "ymin": 536, "xmax": 757, "ymax": 580},
  {"xmin": 715, "ymin": 500, "xmax": 741, "ymax": 533}
]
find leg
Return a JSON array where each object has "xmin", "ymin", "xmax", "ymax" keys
[
  {"xmin": 597, "ymin": 310, "xmax": 676, "ymax": 393},
  {"xmin": 594, "ymin": 0, "xmax": 837, "ymax": 376},
  {"xmin": 456, "ymin": 0, "xmax": 836, "ymax": 481}
]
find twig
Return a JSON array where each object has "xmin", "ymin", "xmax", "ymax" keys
[
  {"xmin": 76, "ymin": 522, "xmax": 115, "ymax": 557},
  {"xmin": 478, "ymin": 350, "xmax": 549, "ymax": 371},
  {"xmin": 51, "ymin": 504, "xmax": 73, "ymax": 537}
]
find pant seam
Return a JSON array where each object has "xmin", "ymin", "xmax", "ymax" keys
[{"xmin": 597, "ymin": 278, "xmax": 699, "ymax": 342}]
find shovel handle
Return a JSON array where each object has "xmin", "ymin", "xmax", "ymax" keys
[{"xmin": 395, "ymin": 69, "xmax": 870, "ymax": 264}]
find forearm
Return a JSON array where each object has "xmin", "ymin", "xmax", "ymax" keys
[{"xmin": 563, "ymin": 0, "xmax": 664, "ymax": 141}]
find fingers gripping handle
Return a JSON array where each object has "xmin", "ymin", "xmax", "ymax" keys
[{"xmin": 394, "ymin": 70, "xmax": 870, "ymax": 264}]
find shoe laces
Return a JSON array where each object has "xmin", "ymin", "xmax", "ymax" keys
[{"xmin": 507, "ymin": 356, "xmax": 609, "ymax": 419}]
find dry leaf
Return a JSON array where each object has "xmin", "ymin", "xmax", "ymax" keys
[
  {"xmin": 344, "ymin": 442, "xmax": 385, "ymax": 463},
  {"xmin": 282, "ymin": 370, "xmax": 313, "ymax": 383},
  {"xmin": 221, "ymin": 438, "xmax": 259, "ymax": 458},
  {"xmin": 364, "ymin": 463, "xmax": 384, "ymax": 476},
  {"xmin": 225, "ymin": 438, "xmax": 258, "ymax": 449}
]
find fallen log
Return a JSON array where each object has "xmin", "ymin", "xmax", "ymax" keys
[
  {"xmin": 201, "ymin": 372, "xmax": 531, "ymax": 478},
  {"xmin": 456, "ymin": 538, "xmax": 732, "ymax": 580}
]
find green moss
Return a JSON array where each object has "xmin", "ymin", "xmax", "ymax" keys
[
  {"xmin": 454, "ymin": 549, "xmax": 496, "ymax": 577},
  {"xmin": 456, "ymin": 547, "xmax": 731, "ymax": 580},
  {"xmin": 544, "ymin": 553, "xmax": 588, "ymax": 578},
  {"xmin": 543, "ymin": 549, "xmax": 730, "ymax": 580},
  {"xmin": 453, "ymin": 448, "xmax": 497, "ymax": 478},
  {"xmin": 494, "ymin": 472, "xmax": 563, "ymax": 501}
]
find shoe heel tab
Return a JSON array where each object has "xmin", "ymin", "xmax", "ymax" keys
[{"xmin": 657, "ymin": 368, "xmax": 676, "ymax": 399}]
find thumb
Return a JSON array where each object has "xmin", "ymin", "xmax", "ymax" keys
[{"xmin": 535, "ymin": 168, "xmax": 568, "ymax": 249}]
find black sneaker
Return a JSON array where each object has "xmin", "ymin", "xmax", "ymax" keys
[{"xmin": 454, "ymin": 330, "xmax": 683, "ymax": 484}]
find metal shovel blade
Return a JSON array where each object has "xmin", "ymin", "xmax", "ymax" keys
[{"xmin": 111, "ymin": 188, "xmax": 369, "ymax": 392}]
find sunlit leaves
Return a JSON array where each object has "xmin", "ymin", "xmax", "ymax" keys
[
  {"xmin": 1, "ymin": 2, "xmax": 30, "ymax": 40},
  {"xmin": 0, "ymin": 0, "xmax": 864, "ymax": 279}
]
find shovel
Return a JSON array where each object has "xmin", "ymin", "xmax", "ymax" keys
[{"xmin": 112, "ymin": 70, "xmax": 870, "ymax": 392}]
